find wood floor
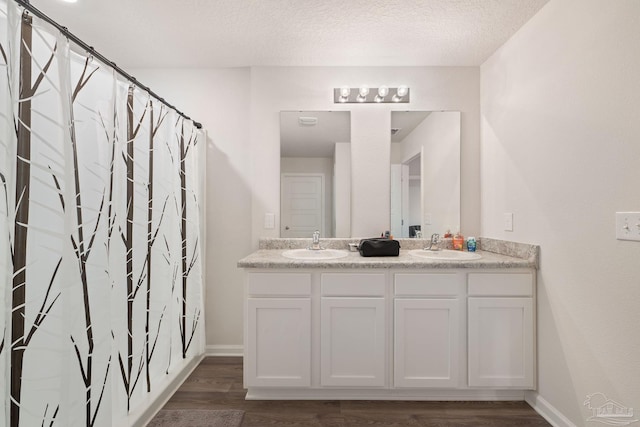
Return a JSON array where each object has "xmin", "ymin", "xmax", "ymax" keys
[{"xmin": 162, "ymin": 357, "xmax": 551, "ymax": 426}]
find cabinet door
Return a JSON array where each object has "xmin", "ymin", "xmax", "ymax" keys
[
  {"xmin": 321, "ymin": 297, "xmax": 386, "ymax": 387},
  {"xmin": 468, "ymin": 297, "xmax": 534, "ymax": 388},
  {"xmin": 246, "ymin": 298, "xmax": 311, "ymax": 387},
  {"xmin": 394, "ymin": 298, "xmax": 460, "ymax": 388}
]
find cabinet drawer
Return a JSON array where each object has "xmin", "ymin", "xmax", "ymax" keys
[
  {"xmin": 321, "ymin": 273, "xmax": 386, "ymax": 296},
  {"xmin": 468, "ymin": 273, "xmax": 533, "ymax": 296},
  {"xmin": 394, "ymin": 273, "xmax": 463, "ymax": 297},
  {"xmin": 247, "ymin": 273, "xmax": 311, "ymax": 296}
]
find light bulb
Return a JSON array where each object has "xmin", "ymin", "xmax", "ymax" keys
[
  {"xmin": 357, "ymin": 85, "xmax": 369, "ymax": 102},
  {"xmin": 397, "ymin": 85, "xmax": 409, "ymax": 97},
  {"xmin": 378, "ymin": 86, "xmax": 389, "ymax": 97},
  {"xmin": 340, "ymin": 86, "xmax": 351, "ymax": 98}
]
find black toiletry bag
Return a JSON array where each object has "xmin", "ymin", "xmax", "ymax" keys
[{"xmin": 358, "ymin": 238, "xmax": 401, "ymax": 257}]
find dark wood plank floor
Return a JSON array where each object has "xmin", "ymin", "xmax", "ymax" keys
[{"xmin": 162, "ymin": 357, "xmax": 551, "ymax": 426}]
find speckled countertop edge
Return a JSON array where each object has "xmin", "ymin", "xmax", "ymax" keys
[
  {"xmin": 258, "ymin": 237, "xmax": 454, "ymax": 250},
  {"xmin": 246, "ymin": 237, "xmax": 539, "ymax": 270},
  {"xmin": 238, "ymin": 246, "xmax": 537, "ymax": 270}
]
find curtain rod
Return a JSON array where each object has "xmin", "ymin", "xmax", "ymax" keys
[{"xmin": 13, "ymin": 0, "xmax": 203, "ymax": 129}]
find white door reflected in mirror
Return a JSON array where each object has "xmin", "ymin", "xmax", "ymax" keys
[
  {"xmin": 281, "ymin": 174, "xmax": 324, "ymax": 238},
  {"xmin": 280, "ymin": 111, "xmax": 351, "ymax": 238},
  {"xmin": 391, "ymin": 154, "xmax": 421, "ymax": 238}
]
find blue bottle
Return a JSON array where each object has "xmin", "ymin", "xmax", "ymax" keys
[{"xmin": 467, "ymin": 237, "xmax": 477, "ymax": 252}]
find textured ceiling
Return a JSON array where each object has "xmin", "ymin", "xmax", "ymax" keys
[{"xmin": 29, "ymin": 0, "xmax": 549, "ymax": 68}]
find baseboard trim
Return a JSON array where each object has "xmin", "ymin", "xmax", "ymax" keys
[
  {"xmin": 525, "ymin": 391, "xmax": 578, "ymax": 427},
  {"xmin": 205, "ymin": 344, "xmax": 244, "ymax": 357},
  {"xmin": 128, "ymin": 353, "xmax": 205, "ymax": 427},
  {"xmin": 247, "ymin": 388, "xmax": 526, "ymax": 401}
]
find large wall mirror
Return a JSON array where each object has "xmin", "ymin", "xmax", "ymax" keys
[
  {"xmin": 390, "ymin": 111, "xmax": 460, "ymax": 238},
  {"xmin": 280, "ymin": 111, "xmax": 351, "ymax": 238}
]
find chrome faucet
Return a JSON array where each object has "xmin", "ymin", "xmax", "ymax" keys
[
  {"xmin": 309, "ymin": 230, "xmax": 323, "ymax": 250},
  {"xmin": 424, "ymin": 233, "xmax": 441, "ymax": 251}
]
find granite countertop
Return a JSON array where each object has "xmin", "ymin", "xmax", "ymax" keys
[{"xmin": 237, "ymin": 238, "xmax": 538, "ymax": 270}]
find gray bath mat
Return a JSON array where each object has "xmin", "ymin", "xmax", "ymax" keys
[{"xmin": 147, "ymin": 409, "xmax": 244, "ymax": 427}]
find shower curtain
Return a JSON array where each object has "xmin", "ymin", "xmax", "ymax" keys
[{"xmin": 0, "ymin": 1, "xmax": 206, "ymax": 426}]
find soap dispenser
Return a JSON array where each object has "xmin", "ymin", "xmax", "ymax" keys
[{"xmin": 452, "ymin": 231, "xmax": 464, "ymax": 250}]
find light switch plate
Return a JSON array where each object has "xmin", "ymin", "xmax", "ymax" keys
[
  {"xmin": 616, "ymin": 212, "xmax": 640, "ymax": 241},
  {"xmin": 504, "ymin": 213, "xmax": 514, "ymax": 232},
  {"xmin": 264, "ymin": 213, "xmax": 275, "ymax": 229},
  {"xmin": 424, "ymin": 213, "xmax": 432, "ymax": 225}
]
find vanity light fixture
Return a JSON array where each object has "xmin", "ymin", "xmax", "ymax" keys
[{"xmin": 333, "ymin": 86, "xmax": 410, "ymax": 104}]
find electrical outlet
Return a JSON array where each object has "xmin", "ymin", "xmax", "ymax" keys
[
  {"xmin": 616, "ymin": 212, "xmax": 640, "ymax": 241},
  {"xmin": 504, "ymin": 213, "xmax": 514, "ymax": 232}
]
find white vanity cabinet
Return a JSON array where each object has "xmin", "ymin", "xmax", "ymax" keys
[
  {"xmin": 467, "ymin": 273, "xmax": 535, "ymax": 388},
  {"xmin": 393, "ymin": 273, "xmax": 464, "ymax": 388},
  {"xmin": 320, "ymin": 273, "xmax": 386, "ymax": 387},
  {"xmin": 243, "ymin": 267, "xmax": 536, "ymax": 399},
  {"xmin": 244, "ymin": 273, "xmax": 312, "ymax": 387}
]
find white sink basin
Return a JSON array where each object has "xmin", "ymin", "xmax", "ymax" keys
[
  {"xmin": 409, "ymin": 249, "xmax": 482, "ymax": 261},
  {"xmin": 282, "ymin": 248, "xmax": 349, "ymax": 260}
]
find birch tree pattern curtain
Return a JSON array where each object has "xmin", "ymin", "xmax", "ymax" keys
[{"xmin": 0, "ymin": 2, "xmax": 206, "ymax": 426}]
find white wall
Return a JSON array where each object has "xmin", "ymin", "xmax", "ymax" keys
[
  {"xmin": 334, "ymin": 143, "xmax": 351, "ymax": 237},
  {"xmin": 132, "ymin": 68, "xmax": 252, "ymax": 351},
  {"xmin": 399, "ymin": 112, "xmax": 461, "ymax": 236},
  {"xmin": 281, "ymin": 157, "xmax": 333, "ymax": 237},
  {"xmin": 134, "ymin": 66, "xmax": 480, "ymax": 351},
  {"xmin": 250, "ymin": 66, "xmax": 481, "ymax": 242},
  {"xmin": 390, "ymin": 143, "xmax": 403, "ymax": 164},
  {"xmin": 421, "ymin": 112, "xmax": 461, "ymax": 237},
  {"xmin": 351, "ymin": 108, "xmax": 390, "ymax": 235},
  {"xmin": 408, "ymin": 182, "xmax": 421, "ymax": 226},
  {"xmin": 480, "ymin": 0, "xmax": 640, "ymax": 424}
]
